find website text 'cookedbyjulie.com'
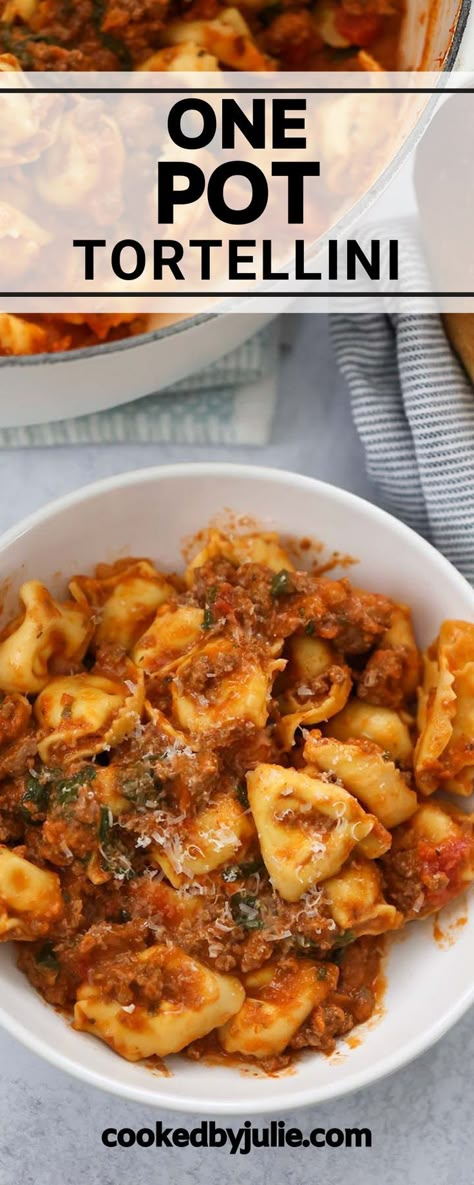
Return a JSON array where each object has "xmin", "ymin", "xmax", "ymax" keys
[{"xmin": 101, "ymin": 1120, "xmax": 372, "ymax": 1155}]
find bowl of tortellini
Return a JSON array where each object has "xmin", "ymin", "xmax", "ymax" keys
[{"xmin": 0, "ymin": 461, "xmax": 473, "ymax": 1113}]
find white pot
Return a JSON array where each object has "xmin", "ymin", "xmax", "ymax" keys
[{"xmin": 0, "ymin": 0, "xmax": 472, "ymax": 427}]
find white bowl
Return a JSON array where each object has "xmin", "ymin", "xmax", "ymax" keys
[{"xmin": 0, "ymin": 462, "xmax": 473, "ymax": 1113}]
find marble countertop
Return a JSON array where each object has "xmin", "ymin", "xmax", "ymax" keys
[{"xmin": 0, "ymin": 315, "xmax": 471, "ymax": 1185}]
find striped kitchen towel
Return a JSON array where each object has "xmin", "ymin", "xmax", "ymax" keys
[{"xmin": 331, "ymin": 314, "xmax": 474, "ymax": 584}]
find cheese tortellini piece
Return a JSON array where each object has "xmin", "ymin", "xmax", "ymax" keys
[
  {"xmin": 323, "ymin": 857, "xmax": 402, "ymax": 937},
  {"xmin": 186, "ymin": 528, "xmax": 294, "ymax": 586},
  {"xmin": 74, "ymin": 945, "xmax": 245, "ymax": 1061},
  {"xmin": 0, "ymin": 581, "xmax": 93, "ymax": 694},
  {"xmin": 70, "ymin": 558, "xmax": 174, "ymax": 652},
  {"xmin": 172, "ymin": 638, "xmax": 282, "ymax": 734},
  {"xmin": 277, "ymin": 635, "xmax": 352, "ymax": 748},
  {"xmin": 35, "ymin": 103, "xmax": 124, "ymax": 220},
  {"xmin": 325, "ymin": 699, "xmax": 413, "ymax": 766},
  {"xmin": 165, "ymin": 9, "xmax": 272, "ymax": 71},
  {"xmin": 0, "ymin": 202, "xmax": 51, "ymax": 281},
  {"xmin": 246, "ymin": 763, "xmax": 390, "ymax": 902},
  {"xmin": 415, "ymin": 621, "xmax": 474, "ymax": 796},
  {"xmin": 133, "ymin": 604, "xmax": 204, "ymax": 673},
  {"xmin": 219, "ymin": 956, "xmax": 338, "ymax": 1058},
  {"xmin": 0, "ymin": 847, "xmax": 62, "ymax": 940},
  {"xmin": 151, "ymin": 792, "xmax": 255, "ymax": 885},
  {"xmin": 138, "ymin": 44, "xmax": 220, "ymax": 70},
  {"xmin": 0, "ymin": 313, "xmax": 50, "ymax": 356},
  {"xmin": 34, "ymin": 668, "xmax": 144, "ymax": 763},
  {"xmin": 304, "ymin": 733, "xmax": 418, "ymax": 829}
]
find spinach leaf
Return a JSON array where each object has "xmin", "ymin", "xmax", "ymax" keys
[
  {"xmin": 35, "ymin": 942, "xmax": 59, "ymax": 972},
  {"xmin": 230, "ymin": 891, "xmax": 262, "ymax": 930},
  {"xmin": 271, "ymin": 569, "xmax": 295, "ymax": 598}
]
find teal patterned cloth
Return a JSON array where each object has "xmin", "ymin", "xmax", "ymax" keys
[{"xmin": 0, "ymin": 323, "xmax": 279, "ymax": 448}]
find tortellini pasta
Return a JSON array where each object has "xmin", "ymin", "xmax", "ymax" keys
[
  {"xmin": 219, "ymin": 956, "xmax": 339, "ymax": 1058},
  {"xmin": 165, "ymin": 9, "xmax": 272, "ymax": 71},
  {"xmin": 277, "ymin": 635, "xmax": 352, "ymax": 747},
  {"xmin": 132, "ymin": 604, "xmax": 204, "ymax": 673},
  {"xmin": 246, "ymin": 763, "xmax": 390, "ymax": 902},
  {"xmin": 0, "ymin": 581, "xmax": 93, "ymax": 694},
  {"xmin": 415, "ymin": 621, "xmax": 474, "ymax": 796},
  {"xmin": 325, "ymin": 699, "xmax": 413, "ymax": 766},
  {"xmin": 185, "ymin": 527, "xmax": 294, "ymax": 586},
  {"xmin": 171, "ymin": 638, "xmax": 282, "ymax": 734},
  {"xmin": 0, "ymin": 847, "xmax": 62, "ymax": 940},
  {"xmin": 151, "ymin": 793, "xmax": 255, "ymax": 885},
  {"xmin": 74, "ymin": 945, "xmax": 244, "ymax": 1060},
  {"xmin": 34, "ymin": 668, "xmax": 144, "ymax": 763},
  {"xmin": 70, "ymin": 558, "xmax": 175, "ymax": 651},
  {"xmin": 304, "ymin": 732, "xmax": 418, "ymax": 829},
  {"xmin": 323, "ymin": 857, "xmax": 402, "ymax": 936}
]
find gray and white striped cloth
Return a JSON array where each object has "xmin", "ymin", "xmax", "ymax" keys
[{"xmin": 332, "ymin": 314, "xmax": 474, "ymax": 585}]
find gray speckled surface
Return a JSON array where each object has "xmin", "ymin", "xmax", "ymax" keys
[{"xmin": 0, "ymin": 315, "xmax": 472, "ymax": 1185}]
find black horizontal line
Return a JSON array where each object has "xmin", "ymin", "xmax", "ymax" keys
[
  {"xmin": 3, "ymin": 292, "xmax": 474, "ymax": 298},
  {"xmin": 0, "ymin": 87, "xmax": 471, "ymax": 94}
]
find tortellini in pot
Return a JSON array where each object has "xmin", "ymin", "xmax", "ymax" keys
[
  {"xmin": 0, "ymin": 581, "xmax": 93, "ymax": 695},
  {"xmin": 171, "ymin": 637, "xmax": 283, "ymax": 734},
  {"xmin": 70, "ymin": 558, "xmax": 174, "ymax": 652},
  {"xmin": 0, "ymin": 312, "xmax": 51, "ymax": 356},
  {"xmin": 151, "ymin": 792, "xmax": 255, "ymax": 886},
  {"xmin": 0, "ymin": 202, "xmax": 51, "ymax": 281},
  {"xmin": 304, "ymin": 732, "xmax": 418, "ymax": 829},
  {"xmin": 0, "ymin": 846, "xmax": 62, "ymax": 940},
  {"xmin": 165, "ymin": 8, "xmax": 272, "ymax": 72},
  {"xmin": 34, "ymin": 667, "xmax": 145, "ymax": 764},
  {"xmin": 35, "ymin": 100, "xmax": 125, "ymax": 224},
  {"xmin": 219, "ymin": 956, "xmax": 339, "ymax": 1058},
  {"xmin": 323, "ymin": 856, "xmax": 402, "ymax": 937},
  {"xmin": 415, "ymin": 620, "xmax": 474, "ymax": 796},
  {"xmin": 246, "ymin": 763, "xmax": 391, "ymax": 902},
  {"xmin": 74, "ymin": 944, "xmax": 245, "ymax": 1061},
  {"xmin": 325, "ymin": 699, "xmax": 413, "ymax": 767},
  {"xmin": 138, "ymin": 44, "xmax": 220, "ymax": 70},
  {"xmin": 185, "ymin": 528, "xmax": 294, "ymax": 586}
]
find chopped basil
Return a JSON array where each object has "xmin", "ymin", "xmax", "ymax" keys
[
  {"xmin": 317, "ymin": 965, "xmax": 329, "ymax": 980},
  {"xmin": 35, "ymin": 942, "xmax": 59, "ymax": 972},
  {"xmin": 271, "ymin": 569, "xmax": 295, "ymax": 598},
  {"xmin": 230, "ymin": 891, "xmax": 262, "ymax": 930},
  {"xmin": 304, "ymin": 621, "xmax": 315, "ymax": 635}
]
